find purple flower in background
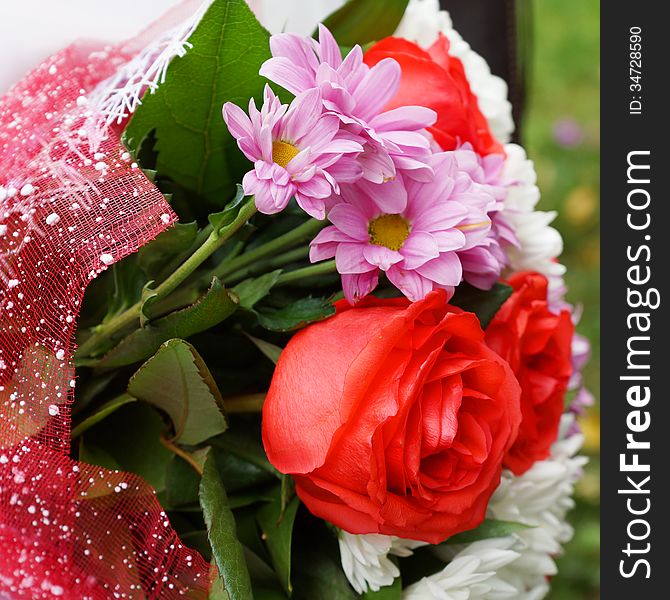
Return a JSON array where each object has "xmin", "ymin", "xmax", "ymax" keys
[
  {"xmin": 260, "ymin": 25, "xmax": 436, "ymax": 184},
  {"xmin": 310, "ymin": 152, "xmax": 492, "ymax": 303},
  {"xmin": 552, "ymin": 118, "xmax": 584, "ymax": 148},
  {"xmin": 569, "ymin": 331, "xmax": 594, "ymax": 414},
  {"xmin": 223, "ymin": 86, "xmax": 363, "ymax": 219}
]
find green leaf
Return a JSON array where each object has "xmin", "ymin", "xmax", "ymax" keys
[
  {"xmin": 233, "ymin": 270, "xmax": 283, "ymax": 310},
  {"xmin": 234, "ymin": 506, "xmax": 273, "ymax": 565},
  {"xmin": 211, "ymin": 446, "xmax": 277, "ymax": 493},
  {"xmin": 254, "ymin": 589, "xmax": 288, "ymax": 600},
  {"xmin": 210, "ymin": 560, "xmax": 232, "ymax": 600},
  {"xmin": 71, "ymin": 393, "xmax": 136, "ymax": 439},
  {"xmin": 256, "ymin": 490, "xmax": 300, "ymax": 595},
  {"xmin": 244, "ymin": 333, "xmax": 282, "ymax": 365},
  {"xmin": 200, "ymin": 450, "xmax": 254, "ymax": 600},
  {"xmin": 209, "ymin": 185, "xmax": 247, "ymax": 234},
  {"xmin": 449, "ymin": 283, "xmax": 514, "ymax": 329},
  {"xmin": 78, "ymin": 437, "xmax": 122, "ymax": 472},
  {"xmin": 106, "ymin": 257, "xmax": 147, "ymax": 322},
  {"xmin": 127, "ymin": 339, "xmax": 228, "ymax": 445},
  {"xmin": 228, "ymin": 492, "xmax": 275, "ymax": 510},
  {"xmin": 320, "ymin": 0, "xmax": 410, "ymax": 47},
  {"xmin": 124, "ymin": 0, "xmax": 272, "ymax": 210},
  {"xmin": 362, "ymin": 577, "xmax": 401, "ymax": 599},
  {"xmin": 280, "ymin": 474, "xmax": 295, "ymax": 517},
  {"xmin": 165, "ymin": 455, "xmax": 202, "ymax": 508},
  {"xmin": 139, "ymin": 280, "xmax": 159, "ymax": 328},
  {"xmin": 292, "ymin": 532, "xmax": 357, "ymax": 600},
  {"xmin": 142, "ymin": 168, "xmax": 158, "ymax": 183},
  {"xmin": 138, "ymin": 221, "xmax": 199, "ymax": 280},
  {"xmin": 79, "ymin": 403, "xmax": 172, "ymax": 491},
  {"xmin": 256, "ymin": 297, "xmax": 335, "ymax": 332},
  {"xmin": 210, "ymin": 429, "xmax": 279, "ymax": 477},
  {"xmin": 444, "ymin": 519, "xmax": 530, "ymax": 545},
  {"xmin": 98, "ymin": 278, "xmax": 238, "ymax": 368}
]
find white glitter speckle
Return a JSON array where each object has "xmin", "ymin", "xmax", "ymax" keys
[
  {"xmin": 160, "ymin": 214, "xmax": 171, "ymax": 225},
  {"xmin": 45, "ymin": 213, "xmax": 61, "ymax": 226},
  {"xmin": 8, "ymin": 279, "xmax": 19, "ymax": 288},
  {"xmin": 76, "ymin": 96, "xmax": 88, "ymax": 107},
  {"xmin": 20, "ymin": 184, "xmax": 35, "ymax": 196},
  {"xmin": 100, "ymin": 253, "xmax": 114, "ymax": 265},
  {"xmin": 56, "ymin": 349, "xmax": 66, "ymax": 360}
]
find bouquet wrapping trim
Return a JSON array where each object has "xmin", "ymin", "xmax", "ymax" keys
[{"xmin": 0, "ymin": 38, "xmax": 210, "ymax": 600}]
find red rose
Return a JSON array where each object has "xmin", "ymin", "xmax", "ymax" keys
[
  {"xmin": 262, "ymin": 291, "xmax": 521, "ymax": 543},
  {"xmin": 364, "ymin": 35, "xmax": 503, "ymax": 156},
  {"xmin": 485, "ymin": 272, "xmax": 574, "ymax": 475}
]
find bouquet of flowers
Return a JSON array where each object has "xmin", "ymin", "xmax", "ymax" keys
[{"xmin": 0, "ymin": 0, "xmax": 592, "ymax": 598}]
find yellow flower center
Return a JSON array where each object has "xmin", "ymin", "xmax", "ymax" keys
[
  {"xmin": 368, "ymin": 214, "xmax": 411, "ymax": 251},
  {"xmin": 272, "ymin": 140, "xmax": 300, "ymax": 168}
]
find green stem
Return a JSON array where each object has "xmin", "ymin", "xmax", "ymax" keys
[
  {"xmin": 212, "ymin": 218, "xmax": 325, "ymax": 282},
  {"xmin": 225, "ymin": 246, "xmax": 310, "ymax": 284},
  {"xmin": 276, "ymin": 260, "xmax": 337, "ymax": 286},
  {"xmin": 223, "ymin": 393, "xmax": 266, "ymax": 413},
  {"xmin": 76, "ymin": 198, "xmax": 257, "ymax": 359},
  {"xmin": 159, "ymin": 432, "xmax": 204, "ymax": 477}
]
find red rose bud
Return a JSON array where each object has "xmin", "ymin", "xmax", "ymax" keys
[
  {"xmin": 262, "ymin": 290, "xmax": 521, "ymax": 544},
  {"xmin": 486, "ymin": 272, "xmax": 575, "ymax": 475},
  {"xmin": 364, "ymin": 35, "xmax": 503, "ymax": 157}
]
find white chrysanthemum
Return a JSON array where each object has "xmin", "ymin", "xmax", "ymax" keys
[
  {"xmin": 338, "ymin": 531, "xmax": 426, "ymax": 594},
  {"xmin": 248, "ymin": 0, "xmax": 344, "ymax": 35},
  {"xmin": 395, "ymin": 0, "xmax": 515, "ymax": 143},
  {"xmin": 484, "ymin": 416, "xmax": 587, "ymax": 599},
  {"xmin": 403, "ymin": 538, "xmax": 520, "ymax": 600},
  {"xmin": 501, "ymin": 143, "xmax": 566, "ymax": 302}
]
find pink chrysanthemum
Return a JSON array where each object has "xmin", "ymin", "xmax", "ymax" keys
[
  {"xmin": 260, "ymin": 25, "xmax": 436, "ymax": 184},
  {"xmin": 223, "ymin": 85, "xmax": 363, "ymax": 219},
  {"xmin": 310, "ymin": 152, "xmax": 493, "ymax": 303},
  {"xmin": 450, "ymin": 145, "xmax": 520, "ymax": 289}
]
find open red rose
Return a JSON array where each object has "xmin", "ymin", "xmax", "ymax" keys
[
  {"xmin": 262, "ymin": 291, "xmax": 521, "ymax": 543},
  {"xmin": 485, "ymin": 272, "xmax": 574, "ymax": 475},
  {"xmin": 364, "ymin": 35, "xmax": 503, "ymax": 156}
]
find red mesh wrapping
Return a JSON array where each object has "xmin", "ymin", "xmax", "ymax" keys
[{"xmin": 0, "ymin": 43, "xmax": 210, "ymax": 599}]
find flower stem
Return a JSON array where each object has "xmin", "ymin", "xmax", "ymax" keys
[
  {"xmin": 223, "ymin": 393, "xmax": 266, "ymax": 413},
  {"xmin": 225, "ymin": 246, "xmax": 310, "ymax": 284},
  {"xmin": 159, "ymin": 432, "xmax": 204, "ymax": 477},
  {"xmin": 76, "ymin": 198, "xmax": 258, "ymax": 359},
  {"xmin": 212, "ymin": 218, "xmax": 325, "ymax": 282},
  {"xmin": 276, "ymin": 260, "xmax": 337, "ymax": 286}
]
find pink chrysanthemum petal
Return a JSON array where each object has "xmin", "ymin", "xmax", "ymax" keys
[{"xmin": 342, "ymin": 270, "xmax": 380, "ymax": 304}]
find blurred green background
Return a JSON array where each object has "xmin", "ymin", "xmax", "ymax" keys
[{"xmin": 522, "ymin": 0, "xmax": 600, "ymax": 598}]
